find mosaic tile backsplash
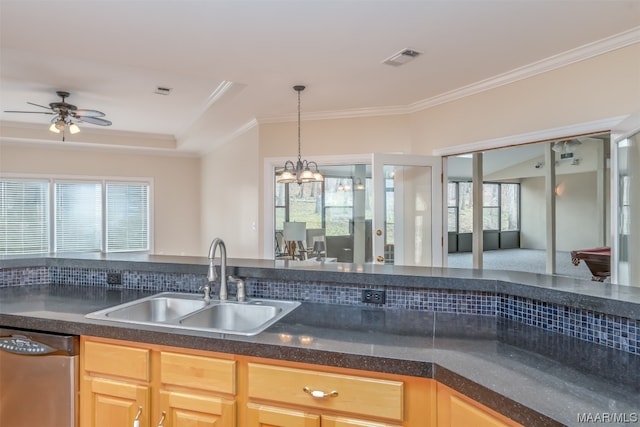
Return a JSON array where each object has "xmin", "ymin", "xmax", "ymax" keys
[{"xmin": 1, "ymin": 266, "xmax": 638, "ymax": 355}]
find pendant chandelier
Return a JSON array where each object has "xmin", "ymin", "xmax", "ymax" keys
[{"xmin": 277, "ymin": 85, "xmax": 323, "ymax": 184}]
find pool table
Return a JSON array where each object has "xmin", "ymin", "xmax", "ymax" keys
[{"xmin": 570, "ymin": 247, "xmax": 610, "ymax": 282}]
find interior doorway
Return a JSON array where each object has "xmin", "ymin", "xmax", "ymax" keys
[
  {"xmin": 265, "ymin": 153, "xmax": 442, "ymax": 267},
  {"xmin": 445, "ymin": 133, "xmax": 610, "ymax": 280}
]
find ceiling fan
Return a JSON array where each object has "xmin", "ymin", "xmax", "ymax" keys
[{"xmin": 4, "ymin": 90, "xmax": 112, "ymax": 140}]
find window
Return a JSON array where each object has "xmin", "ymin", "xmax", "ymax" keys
[
  {"xmin": 326, "ymin": 177, "xmax": 353, "ymax": 236},
  {"xmin": 0, "ymin": 180, "xmax": 49, "ymax": 255},
  {"xmin": 275, "ymin": 165, "xmax": 372, "ymax": 238},
  {"xmin": 500, "ymin": 183, "xmax": 520, "ymax": 231},
  {"xmin": 289, "ymin": 181, "xmax": 323, "ymax": 230},
  {"xmin": 55, "ymin": 182, "xmax": 102, "ymax": 252},
  {"xmin": 0, "ymin": 177, "xmax": 151, "ymax": 255},
  {"xmin": 458, "ymin": 182, "xmax": 473, "ymax": 233},
  {"xmin": 483, "ymin": 183, "xmax": 500, "ymax": 231},
  {"xmin": 448, "ymin": 181, "xmax": 519, "ymax": 233},
  {"xmin": 106, "ymin": 183, "xmax": 150, "ymax": 252},
  {"xmin": 447, "ymin": 182, "xmax": 458, "ymax": 232}
]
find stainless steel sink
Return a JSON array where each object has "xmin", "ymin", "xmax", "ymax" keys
[
  {"xmin": 179, "ymin": 300, "xmax": 296, "ymax": 335},
  {"xmin": 86, "ymin": 292, "xmax": 300, "ymax": 336},
  {"xmin": 102, "ymin": 296, "xmax": 207, "ymax": 322}
]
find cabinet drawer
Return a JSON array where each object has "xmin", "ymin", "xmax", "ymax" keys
[
  {"xmin": 248, "ymin": 363, "xmax": 404, "ymax": 421},
  {"xmin": 84, "ymin": 341, "xmax": 150, "ymax": 381},
  {"xmin": 160, "ymin": 351, "xmax": 236, "ymax": 394}
]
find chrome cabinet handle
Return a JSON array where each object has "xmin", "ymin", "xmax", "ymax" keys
[
  {"xmin": 157, "ymin": 411, "xmax": 166, "ymax": 427},
  {"xmin": 133, "ymin": 406, "xmax": 142, "ymax": 427},
  {"xmin": 303, "ymin": 386, "xmax": 339, "ymax": 398}
]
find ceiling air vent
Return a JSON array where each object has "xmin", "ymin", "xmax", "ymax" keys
[
  {"xmin": 155, "ymin": 86, "xmax": 172, "ymax": 95},
  {"xmin": 383, "ymin": 48, "xmax": 422, "ymax": 67}
]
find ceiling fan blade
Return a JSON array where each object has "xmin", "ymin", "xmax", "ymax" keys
[
  {"xmin": 73, "ymin": 109, "xmax": 105, "ymax": 118},
  {"xmin": 27, "ymin": 102, "xmax": 54, "ymax": 110},
  {"xmin": 76, "ymin": 116, "xmax": 112, "ymax": 126},
  {"xmin": 4, "ymin": 110, "xmax": 54, "ymax": 114}
]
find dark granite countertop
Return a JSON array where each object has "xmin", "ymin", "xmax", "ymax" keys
[
  {"xmin": 0, "ymin": 284, "xmax": 638, "ymax": 427},
  {"xmin": 3, "ymin": 253, "xmax": 639, "ymax": 319}
]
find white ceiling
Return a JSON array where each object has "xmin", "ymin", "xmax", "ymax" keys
[{"xmin": 1, "ymin": 1, "xmax": 639, "ymax": 154}]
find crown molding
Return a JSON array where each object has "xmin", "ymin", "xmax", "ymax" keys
[
  {"xmin": 258, "ymin": 27, "xmax": 640, "ymax": 124},
  {"xmin": 432, "ymin": 115, "xmax": 628, "ymax": 157},
  {"xmin": 408, "ymin": 26, "xmax": 640, "ymax": 113}
]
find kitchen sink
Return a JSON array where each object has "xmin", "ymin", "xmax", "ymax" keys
[
  {"xmin": 179, "ymin": 300, "xmax": 295, "ymax": 335},
  {"xmin": 102, "ymin": 296, "xmax": 208, "ymax": 322},
  {"xmin": 86, "ymin": 292, "xmax": 300, "ymax": 336}
]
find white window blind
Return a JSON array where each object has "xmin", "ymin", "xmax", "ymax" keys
[
  {"xmin": 106, "ymin": 183, "xmax": 149, "ymax": 251},
  {"xmin": 0, "ymin": 180, "xmax": 49, "ymax": 255},
  {"xmin": 55, "ymin": 182, "xmax": 102, "ymax": 252}
]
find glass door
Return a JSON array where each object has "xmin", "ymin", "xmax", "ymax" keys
[
  {"xmin": 614, "ymin": 128, "xmax": 640, "ymax": 286},
  {"xmin": 372, "ymin": 154, "xmax": 443, "ymax": 266}
]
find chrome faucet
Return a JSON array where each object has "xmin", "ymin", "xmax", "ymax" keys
[{"xmin": 207, "ymin": 238, "xmax": 228, "ymax": 301}]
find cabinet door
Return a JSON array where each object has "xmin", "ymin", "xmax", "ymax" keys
[
  {"xmin": 158, "ymin": 389, "xmax": 235, "ymax": 426},
  {"xmin": 437, "ymin": 384, "xmax": 522, "ymax": 427},
  {"xmin": 247, "ymin": 402, "xmax": 320, "ymax": 427},
  {"xmin": 322, "ymin": 414, "xmax": 401, "ymax": 426},
  {"xmin": 82, "ymin": 377, "xmax": 149, "ymax": 427}
]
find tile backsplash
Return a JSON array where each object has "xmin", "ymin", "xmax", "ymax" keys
[{"xmin": 2, "ymin": 265, "xmax": 638, "ymax": 355}]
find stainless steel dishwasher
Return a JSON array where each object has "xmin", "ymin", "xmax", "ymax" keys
[{"xmin": 0, "ymin": 328, "xmax": 79, "ymax": 427}]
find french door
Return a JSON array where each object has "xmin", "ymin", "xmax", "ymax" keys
[
  {"xmin": 372, "ymin": 154, "xmax": 443, "ymax": 267},
  {"xmin": 612, "ymin": 121, "xmax": 640, "ymax": 286}
]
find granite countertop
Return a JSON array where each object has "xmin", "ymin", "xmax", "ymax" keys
[
  {"xmin": 0, "ymin": 284, "xmax": 638, "ymax": 427},
  {"xmin": 3, "ymin": 253, "xmax": 639, "ymax": 319}
]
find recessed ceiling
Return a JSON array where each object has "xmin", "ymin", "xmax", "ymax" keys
[{"xmin": 1, "ymin": 0, "xmax": 638, "ymax": 154}]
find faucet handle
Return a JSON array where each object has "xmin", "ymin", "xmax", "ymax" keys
[
  {"xmin": 199, "ymin": 284, "xmax": 212, "ymax": 303},
  {"xmin": 228, "ymin": 275, "xmax": 246, "ymax": 302}
]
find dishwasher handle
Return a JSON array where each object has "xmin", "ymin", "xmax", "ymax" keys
[{"xmin": 0, "ymin": 335, "xmax": 56, "ymax": 355}]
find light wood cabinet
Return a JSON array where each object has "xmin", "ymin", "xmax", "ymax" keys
[
  {"xmin": 245, "ymin": 361, "xmax": 432, "ymax": 427},
  {"xmin": 80, "ymin": 337, "xmax": 236, "ymax": 427},
  {"xmin": 436, "ymin": 383, "xmax": 523, "ymax": 427},
  {"xmin": 83, "ymin": 376, "xmax": 150, "ymax": 427},
  {"xmin": 81, "ymin": 336, "xmax": 523, "ymax": 427}
]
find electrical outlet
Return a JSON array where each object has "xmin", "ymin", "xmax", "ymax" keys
[
  {"xmin": 106, "ymin": 272, "xmax": 122, "ymax": 285},
  {"xmin": 362, "ymin": 289, "xmax": 386, "ymax": 304}
]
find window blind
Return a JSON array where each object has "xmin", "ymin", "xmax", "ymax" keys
[
  {"xmin": 106, "ymin": 183, "xmax": 149, "ymax": 251},
  {"xmin": 0, "ymin": 180, "xmax": 49, "ymax": 255},
  {"xmin": 55, "ymin": 182, "xmax": 102, "ymax": 252}
]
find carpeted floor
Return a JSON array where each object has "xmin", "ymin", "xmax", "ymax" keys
[{"xmin": 447, "ymin": 248, "xmax": 598, "ymax": 281}]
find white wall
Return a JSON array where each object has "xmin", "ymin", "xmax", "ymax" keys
[
  {"xmin": 0, "ymin": 142, "xmax": 201, "ymax": 256},
  {"xmin": 200, "ymin": 125, "xmax": 260, "ymax": 258},
  {"xmin": 521, "ymin": 171, "xmax": 604, "ymax": 251},
  {"xmin": 408, "ymin": 44, "xmax": 640, "ymax": 154}
]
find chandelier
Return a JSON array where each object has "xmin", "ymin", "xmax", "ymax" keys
[{"xmin": 277, "ymin": 85, "xmax": 323, "ymax": 184}]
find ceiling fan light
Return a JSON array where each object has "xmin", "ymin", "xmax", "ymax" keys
[
  {"xmin": 55, "ymin": 119, "xmax": 66, "ymax": 131},
  {"xmin": 49, "ymin": 123, "xmax": 61, "ymax": 133},
  {"xmin": 69, "ymin": 123, "xmax": 80, "ymax": 134}
]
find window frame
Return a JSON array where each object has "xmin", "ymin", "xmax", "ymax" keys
[
  {"xmin": 0, "ymin": 173, "xmax": 153, "ymax": 255},
  {"xmin": 448, "ymin": 180, "xmax": 520, "ymax": 233}
]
